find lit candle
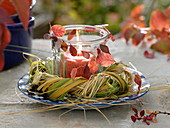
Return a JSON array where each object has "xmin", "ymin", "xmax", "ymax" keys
[{"xmin": 60, "ymin": 51, "xmax": 93, "ymax": 78}]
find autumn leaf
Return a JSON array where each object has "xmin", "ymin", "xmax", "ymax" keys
[
  {"xmin": 84, "ymin": 64, "xmax": 90, "ymax": 74},
  {"xmin": 109, "ymin": 34, "xmax": 115, "ymax": 42},
  {"xmin": 69, "ymin": 44, "xmax": 77, "ymax": 56},
  {"xmin": 140, "ymin": 110, "xmax": 145, "ymax": 117},
  {"xmin": 70, "ymin": 68, "xmax": 77, "ymax": 79},
  {"xmin": 0, "ymin": 7, "xmax": 14, "ymax": 24},
  {"xmin": 130, "ymin": 5, "xmax": 145, "ymax": 19},
  {"xmin": 132, "ymin": 30, "xmax": 145, "ymax": 46},
  {"xmin": 68, "ymin": 29, "xmax": 76, "ymax": 40},
  {"xmin": 88, "ymin": 59, "xmax": 98, "ymax": 73},
  {"xmin": 151, "ymin": 28, "xmax": 170, "ymax": 39},
  {"xmin": 100, "ymin": 44, "xmax": 110, "ymax": 54},
  {"xmin": 10, "ymin": 0, "xmax": 30, "ymax": 30},
  {"xmin": 131, "ymin": 116, "xmax": 137, "ymax": 123},
  {"xmin": 96, "ymin": 52, "xmax": 114, "ymax": 67},
  {"xmin": 144, "ymin": 50, "xmax": 155, "ymax": 59},
  {"xmin": 124, "ymin": 28, "xmax": 136, "ymax": 42},
  {"xmin": 60, "ymin": 41, "xmax": 68, "ymax": 52},
  {"xmin": 134, "ymin": 74, "xmax": 142, "ymax": 94},
  {"xmin": 150, "ymin": 9, "xmax": 170, "ymax": 31},
  {"xmin": 51, "ymin": 25, "xmax": 66, "ymax": 37},
  {"xmin": 151, "ymin": 38, "xmax": 170, "ymax": 54},
  {"xmin": 81, "ymin": 50, "xmax": 90, "ymax": 59},
  {"xmin": 0, "ymin": 23, "xmax": 11, "ymax": 50}
]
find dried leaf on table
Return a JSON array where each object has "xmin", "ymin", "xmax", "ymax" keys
[{"xmin": 144, "ymin": 50, "xmax": 155, "ymax": 59}]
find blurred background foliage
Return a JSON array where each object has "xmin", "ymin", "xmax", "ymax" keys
[{"xmin": 32, "ymin": 0, "xmax": 170, "ymax": 38}]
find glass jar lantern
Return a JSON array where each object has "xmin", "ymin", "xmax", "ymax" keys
[{"xmin": 51, "ymin": 25, "xmax": 110, "ymax": 78}]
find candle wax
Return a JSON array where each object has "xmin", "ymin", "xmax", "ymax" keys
[{"xmin": 60, "ymin": 51, "xmax": 93, "ymax": 78}]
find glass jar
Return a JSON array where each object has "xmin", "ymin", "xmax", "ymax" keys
[{"xmin": 51, "ymin": 25, "xmax": 110, "ymax": 78}]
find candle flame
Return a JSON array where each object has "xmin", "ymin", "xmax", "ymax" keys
[{"xmin": 76, "ymin": 29, "xmax": 82, "ymax": 55}]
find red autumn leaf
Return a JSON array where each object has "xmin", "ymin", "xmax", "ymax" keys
[
  {"xmin": 60, "ymin": 41, "xmax": 68, "ymax": 52},
  {"xmin": 81, "ymin": 50, "xmax": 90, "ymax": 59},
  {"xmin": 97, "ymin": 48, "xmax": 101, "ymax": 54},
  {"xmin": 140, "ymin": 110, "xmax": 145, "ymax": 117},
  {"xmin": 150, "ymin": 9, "xmax": 170, "ymax": 31},
  {"xmin": 51, "ymin": 25, "xmax": 66, "ymax": 37},
  {"xmin": 0, "ymin": 53, "xmax": 4, "ymax": 72},
  {"xmin": 130, "ymin": 5, "xmax": 145, "ymax": 19},
  {"xmin": 144, "ymin": 50, "xmax": 155, "ymax": 59},
  {"xmin": 134, "ymin": 74, "xmax": 142, "ymax": 94},
  {"xmin": 132, "ymin": 31, "xmax": 145, "ymax": 46},
  {"xmin": 10, "ymin": 0, "xmax": 30, "ymax": 30},
  {"xmin": 0, "ymin": 23, "xmax": 11, "ymax": 50},
  {"xmin": 69, "ymin": 44, "xmax": 77, "ymax": 56},
  {"xmin": 68, "ymin": 29, "xmax": 76, "ymax": 40},
  {"xmin": 70, "ymin": 68, "xmax": 77, "ymax": 79},
  {"xmin": 134, "ymin": 74, "xmax": 142, "ymax": 86},
  {"xmin": 124, "ymin": 28, "xmax": 136, "ymax": 42},
  {"xmin": 109, "ymin": 34, "xmax": 115, "ymax": 42},
  {"xmin": 131, "ymin": 116, "xmax": 137, "ymax": 123},
  {"xmin": 132, "ymin": 108, "xmax": 138, "ymax": 115},
  {"xmin": 84, "ymin": 64, "xmax": 90, "ymax": 74},
  {"xmin": 88, "ymin": 59, "xmax": 98, "ymax": 73},
  {"xmin": 151, "ymin": 28, "xmax": 169, "ymax": 39},
  {"xmin": 85, "ymin": 27, "xmax": 96, "ymax": 33},
  {"xmin": 0, "ymin": 7, "xmax": 14, "ymax": 24},
  {"xmin": 50, "ymin": 36, "xmax": 58, "ymax": 42},
  {"xmin": 151, "ymin": 38, "xmax": 170, "ymax": 54},
  {"xmin": 96, "ymin": 52, "xmax": 114, "ymax": 67},
  {"xmin": 0, "ymin": 0, "xmax": 32, "ymax": 15},
  {"xmin": 100, "ymin": 44, "xmax": 110, "ymax": 54}
]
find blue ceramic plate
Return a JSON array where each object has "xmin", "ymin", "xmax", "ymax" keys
[{"xmin": 18, "ymin": 68, "xmax": 150, "ymax": 109}]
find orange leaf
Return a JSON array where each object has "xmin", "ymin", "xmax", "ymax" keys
[
  {"xmin": 88, "ymin": 59, "xmax": 98, "ymax": 73},
  {"xmin": 145, "ymin": 110, "xmax": 152, "ymax": 114},
  {"xmin": 0, "ymin": 0, "xmax": 32, "ymax": 15},
  {"xmin": 150, "ymin": 9, "xmax": 170, "ymax": 31},
  {"xmin": 10, "ymin": 0, "xmax": 30, "ymax": 30},
  {"xmin": 0, "ymin": 23, "xmax": 11, "ymax": 50},
  {"xmin": 96, "ymin": 52, "xmax": 114, "ymax": 67},
  {"xmin": 70, "ymin": 68, "xmax": 77, "ymax": 79},
  {"xmin": 51, "ymin": 25, "xmax": 66, "ymax": 37},
  {"xmin": 130, "ymin": 5, "xmax": 145, "ymax": 19},
  {"xmin": 68, "ymin": 29, "xmax": 76, "ymax": 40},
  {"xmin": 0, "ymin": 7, "xmax": 14, "ymax": 24},
  {"xmin": 134, "ymin": 74, "xmax": 142, "ymax": 86}
]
